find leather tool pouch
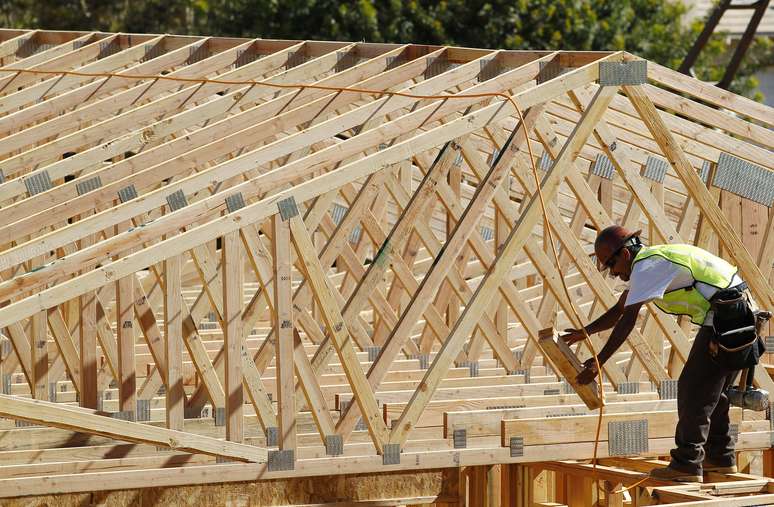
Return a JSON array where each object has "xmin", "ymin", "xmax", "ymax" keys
[{"xmin": 709, "ymin": 288, "xmax": 764, "ymax": 370}]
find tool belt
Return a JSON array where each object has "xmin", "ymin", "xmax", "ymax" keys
[{"xmin": 708, "ymin": 283, "xmax": 769, "ymax": 370}]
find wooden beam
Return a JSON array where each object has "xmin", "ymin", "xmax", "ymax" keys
[
  {"xmin": 273, "ymin": 213, "xmax": 297, "ymax": 450},
  {"xmin": 222, "ymin": 230, "xmax": 244, "ymax": 443},
  {"xmin": 536, "ymin": 328, "xmax": 602, "ymax": 410}
]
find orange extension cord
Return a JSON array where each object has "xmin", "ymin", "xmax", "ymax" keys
[{"xmin": 0, "ymin": 64, "xmax": 650, "ymax": 498}]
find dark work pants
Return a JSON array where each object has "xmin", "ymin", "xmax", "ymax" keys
[{"xmin": 670, "ymin": 326, "xmax": 737, "ymax": 473}]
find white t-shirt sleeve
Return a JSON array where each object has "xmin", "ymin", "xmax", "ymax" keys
[{"xmin": 625, "ymin": 256, "xmax": 685, "ymax": 307}]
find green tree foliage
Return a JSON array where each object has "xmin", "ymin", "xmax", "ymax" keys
[{"xmin": 2, "ymin": 0, "xmax": 771, "ymax": 100}]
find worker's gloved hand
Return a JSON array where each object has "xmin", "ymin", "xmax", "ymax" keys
[
  {"xmin": 576, "ymin": 358, "xmax": 599, "ymax": 385},
  {"xmin": 561, "ymin": 328, "xmax": 587, "ymax": 346}
]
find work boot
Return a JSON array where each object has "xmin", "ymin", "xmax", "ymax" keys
[
  {"xmin": 649, "ymin": 465, "xmax": 703, "ymax": 483},
  {"xmin": 703, "ymin": 458, "xmax": 737, "ymax": 474}
]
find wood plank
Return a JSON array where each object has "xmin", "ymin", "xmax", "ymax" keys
[
  {"xmin": 164, "ymin": 255, "xmax": 184, "ymax": 431},
  {"xmin": 273, "ymin": 214, "xmax": 297, "ymax": 450},
  {"xmin": 222, "ymin": 230, "xmax": 244, "ymax": 443},
  {"xmin": 536, "ymin": 328, "xmax": 602, "ymax": 410}
]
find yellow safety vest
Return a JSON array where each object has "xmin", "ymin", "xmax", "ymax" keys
[{"xmin": 632, "ymin": 244, "xmax": 738, "ymax": 325}]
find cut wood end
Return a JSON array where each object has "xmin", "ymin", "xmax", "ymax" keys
[{"xmin": 538, "ymin": 327, "xmax": 557, "ymax": 340}]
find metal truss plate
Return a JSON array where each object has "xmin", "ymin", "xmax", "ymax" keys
[
  {"xmin": 385, "ymin": 55, "xmax": 406, "ymax": 70},
  {"xmin": 96, "ymin": 391, "xmax": 104, "ymax": 412},
  {"xmin": 424, "ymin": 55, "xmax": 447, "ymax": 80},
  {"xmin": 0, "ymin": 169, "xmax": 4, "ymax": 183},
  {"xmin": 225, "ymin": 192, "xmax": 245, "ymax": 213},
  {"xmin": 142, "ymin": 43, "xmax": 165, "ymax": 63},
  {"xmin": 608, "ymin": 419, "xmax": 648, "ymax": 456},
  {"xmin": 547, "ymin": 412, "xmax": 580, "ymax": 418},
  {"xmin": 591, "ymin": 153, "xmax": 615, "ymax": 180},
  {"xmin": 98, "ymin": 41, "xmax": 120, "ymax": 58},
  {"xmin": 765, "ymin": 336, "xmax": 774, "ymax": 353},
  {"xmin": 538, "ymin": 151, "xmax": 552, "ymax": 171},
  {"xmin": 599, "ymin": 60, "xmax": 647, "ymax": 86},
  {"xmin": 453, "ymin": 428, "xmax": 467, "ymax": 449},
  {"xmin": 382, "ymin": 443, "xmax": 401, "ymax": 465},
  {"xmin": 214, "ymin": 407, "xmax": 226, "ymax": 426},
  {"xmin": 235, "ymin": 49, "xmax": 261, "ymax": 69},
  {"xmin": 48, "ymin": 382, "xmax": 57, "ymax": 402},
  {"xmin": 277, "ymin": 196, "xmax": 299, "ymax": 221},
  {"xmin": 267, "ymin": 449, "xmax": 295, "ymax": 471},
  {"xmin": 643, "ymin": 156, "xmax": 668, "ymax": 183},
  {"xmin": 659, "ymin": 379, "xmax": 679, "ymax": 400},
  {"xmin": 165, "ymin": 189, "xmax": 188, "ymax": 211},
  {"xmin": 453, "ymin": 150, "xmax": 464, "ymax": 167},
  {"xmin": 325, "ymin": 434, "xmax": 343, "ymax": 456},
  {"xmin": 468, "ymin": 362, "xmax": 479, "ymax": 377},
  {"xmin": 266, "ymin": 426, "xmax": 279, "ymax": 447},
  {"xmin": 1, "ymin": 339, "xmax": 10, "ymax": 357},
  {"xmin": 367, "ymin": 346, "xmax": 381, "ymax": 362},
  {"xmin": 769, "ymin": 403, "xmax": 774, "ymax": 447},
  {"xmin": 1, "ymin": 374, "xmax": 10, "ymax": 395},
  {"xmin": 730, "ymin": 423, "xmax": 739, "ymax": 442},
  {"xmin": 713, "ymin": 153, "xmax": 774, "ymax": 207},
  {"xmin": 286, "ymin": 51, "xmax": 309, "ymax": 70},
  {"xmin": 76, "ymin": 175, "xmax": 102, "ymax": 196},
  {"xmin": 118, "ymin": 184, "xmax": 138, "ymax": 203},
  {"xmin": 416, "ymin": 353, "xmax": 430, "ymax": 369},
  {"xmin": 335, "ymin": 50, "xmax": 358, "ymax": 73},
  {"xmin": 355, "ymin": 418, "xmax": 367, "ymax": 431},
  {"xmin": 537, "ymin": 60, "xmax": 565, "ymax": 84},
  {"xmin": 24, "ymin": 171, "xmax": 52, "ymax": 196},
  {"xmin": 188, "ymin": 45, "xmax": 210, "ymax": 64},
  {"xmin": 543, "ymin": 388, "xmax": 560, "ymax": 396},
  {"xmin": 479, "ymin": 57, "xmax": 502, "ymax": 82},
  {"xmin": 618, "ymin": 382, "xmax": 640, "ymax": 395},
  {"xmin": 510, "ymin": 436, "xmax": 524, "ymax": 457},
  {"xmin": 136, "ymin": 399, "xmax": 151, "ymax": 421},
  {"xmin": 111, "ymin": 410, "xmax": 135, "ymax": 422},
  {"xmin": 486, "ymin": 404, "xmax": 525, "ymax": 410},
  {"xmin": 15, "ymin": 419, "xmax": 38, "ymax": 428},
  {"xmin": 699, "ymin": 160, "xmax": 711, "ymax": 183},
  {"xmin": 561, "ymin": 380, "xmax": 574, "ymax": 395},
  {"xmin": 480, "ymin": 226, "xmax": 494, "ymax": 242}
]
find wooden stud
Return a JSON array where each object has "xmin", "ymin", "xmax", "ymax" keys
[
  {"xmin": 163, "ymin": 255, "xmax": 184, "ymax": 431},
  {"xmin": 273, "ymin": 213, "xmax": 296, "ymax": 451},
  {"xmin": 222, "ymin": 230, "xmax": 244, "ymax": 442}
]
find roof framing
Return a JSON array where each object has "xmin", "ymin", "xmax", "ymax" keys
[{"xmin": 0, "ymin": 28, "xmax": 771, "ymax": 502}]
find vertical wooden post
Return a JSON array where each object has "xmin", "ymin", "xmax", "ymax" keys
[
  {"xmin": 486, "ymin": 464, "xmax": 501, "ymax": 507},
  {"xmin": 566, "ymin": 475, "xmax": 592, "ymax": 507},
  {"xmin": 273, "ymin": 213, "xmax": 296, "ymax": 450},
  {"xmin": 116, "ymin": 274, "xmax": 136, "ymax": 418},
  {"xmin": 30, "ymin": 254, "xmax": 48, "ymax": 400},
  {"xmin": 606, "ymin": 482, "xmax": 624, "ymax": 507},
  {"xmin": 495, "ymin": 205, "xmax": 510, "ymax": 359},
  {"xmin": 762, "ymin": 448, "xmax": 774, "ymax": 478},
  {"xmin": 469, "ymin": 465, "xmax": 485, "ymax": 507},
  {"xmin": 164, "ymin": 255, "xmax": 184, "ymax": 431},
  {"xmin": 79, "ymin": 290, "xmax": 98, "ymax": 408},
  {"xmin": 554, "ymin": 470, "xmax": 567, "ymax": 505},
  {"xmin": 30, "ymin": 310, "xmax": 47, "ymax": 400},
  {"xmin": 532, "ymin": 468, "xmax": 549, "ymax": 505},
  {"xmin": 447, "ymin": 158, "xmax": 462, "ymax": 330},
  {"xmin": 222, "ymin": 230, "xmax": 244, "ymax": 443}
]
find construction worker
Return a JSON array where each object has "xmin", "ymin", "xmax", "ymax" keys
[{"xmin": 561, "ymin": 225, "xmax": 764, "ymax": 483}]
